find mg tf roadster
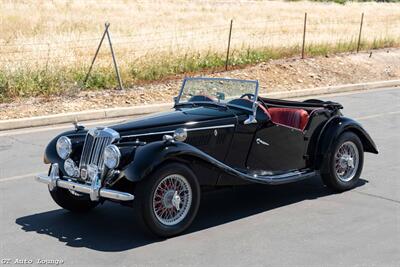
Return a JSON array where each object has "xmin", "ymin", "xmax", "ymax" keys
[{"xmin": 36, "ymin": 77, "xmax": 378, "ymax": 237}]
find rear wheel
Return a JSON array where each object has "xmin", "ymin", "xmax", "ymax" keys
[
  {"xmin": 321, "ymin": 131, "xmax": 364, "ymax": 192},
  {"xmin": 135, "ymin": 163, "xmax": 200, "ymax": 237}
]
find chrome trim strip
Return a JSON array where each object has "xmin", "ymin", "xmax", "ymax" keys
[
  {"xmin": 186, "ymin": 124, "xmax": 235, "ymax": 132},
  {"xmin": 121, "ymin": 124, "xmax": 235, "ymax": 139},
  {"xmin": 123, "ymin": 130, "xmax": 175, "ymax": 138}
]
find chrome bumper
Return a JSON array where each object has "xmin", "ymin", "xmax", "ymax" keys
[{"xmin": 35, "ymin": 163, "xmax": 134, "ymax": 202}]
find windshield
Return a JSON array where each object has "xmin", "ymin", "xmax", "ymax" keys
[{"xmin": 176, "ymin": 77, "xmax": 259, "ymax": 111}]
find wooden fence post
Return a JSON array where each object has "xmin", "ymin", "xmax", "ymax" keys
[
  {"xmin": 357, "ymin": 13, "xmax": 364, "ymax": 53},
  {"xmin": 301, "ymin": 12, "xmax": 307, "ymax": 59},
  {"xmin": 225, "ymin": 19, "xmax": 233, "ymax": 71}
]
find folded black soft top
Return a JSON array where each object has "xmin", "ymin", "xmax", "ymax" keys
[{"xmin": 260, "ymin": 97, "xmax": 343, "ymax": 110}]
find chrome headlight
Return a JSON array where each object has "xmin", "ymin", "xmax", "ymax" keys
[
  {"xmin": 103, "ymin": 145, "xmax": 121, "ymax": 169},
  {"xmin": 64, "ymin": 158, "xmax": 79, "ymax": 177},
  {"xmin": 56, "ymin": 136, "xmax": 72, "ymax": 160}
]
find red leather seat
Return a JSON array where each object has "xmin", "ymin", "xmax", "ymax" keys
[{"xmin": 268, "ymin": 107, "xmax": 309, "ymax": 130}]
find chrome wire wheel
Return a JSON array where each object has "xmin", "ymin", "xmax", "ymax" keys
[
  {"xmin": 152, "ymin": 174, "xmax": 192, "ymax": 226},
  {"xmin": 334, "ymin": 141, "xmax": 359, "ymax": 182}
]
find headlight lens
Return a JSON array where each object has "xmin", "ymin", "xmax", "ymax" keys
[
  {"xmin": 103, "ymin": 145, "xmax": 121, "ymax": 169},
  {"xmin": 64, "ymin": 158, "xmax": 79, "ymax": 177},
  {"xmin": 56, "ymin": 136, "xmax": 72, "ymax": 160}
]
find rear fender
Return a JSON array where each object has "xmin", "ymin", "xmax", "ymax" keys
[{"xmin": 314, "ymin": 116, "xmax": 378, "ymax": 171}]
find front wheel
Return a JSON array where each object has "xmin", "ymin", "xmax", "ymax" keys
[
  {"xmin": 49, "ymin": 186, "xmax": 98, "ymax": 212},
  {"xmin": 321, "ymin": 131, "xmax": 364, "ymax": 192},
  {"xmin": 135, "ymin": 163, "xmax": 200, "ymax": 237}
]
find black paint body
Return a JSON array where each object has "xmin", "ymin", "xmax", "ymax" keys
[{"xmin": 43, "ymin": 97, "xmax": 378, "ymax": 195}]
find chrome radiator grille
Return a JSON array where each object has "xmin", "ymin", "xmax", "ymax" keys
[{"xmin": 79, "ymin": 128, "xmax": 120, "ymax": 170}]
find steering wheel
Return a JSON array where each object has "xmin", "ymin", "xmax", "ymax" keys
[
  {"xmin": 188, "ymin": 95, "xmax": 215, "ymax": 102},
  {"xmin": 240, "ymin": 93, "xmax": 255, "ymax": 100},
  {"xmin": 240, "ymin": 93, "xmax": 268, "ymax": 108}
]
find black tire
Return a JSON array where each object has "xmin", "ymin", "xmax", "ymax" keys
[
  {"xmin": 321, "ymin": 131, "xmax": 364, "ymax": 192},
  {"xmin": 135, "ymin": 162, "xmax": 201, "ymax": 238},
  {"xmin": 49, "ymin": 186, "xmax": 98, "ymax": 212}
]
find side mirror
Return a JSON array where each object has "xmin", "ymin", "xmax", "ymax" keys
[
  {"xmin": 173, "ymin": 97, "xmax": 178, "ymax": 104},
  {"xmin": 216, "ymin": 92, "xmax": 225, "ymax": 101}
]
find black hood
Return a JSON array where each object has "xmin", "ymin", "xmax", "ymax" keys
[{"xmin": 109, "ymin": 106, "xmax": 237, "ymax": 136}]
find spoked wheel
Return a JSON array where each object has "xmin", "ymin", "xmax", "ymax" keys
[
  {"xmin": 153, "ymin": 174, "xmax": 193, "ymax": 226},
  {"xmin": 321, "ymin": 131, "xmax": 364, "ymax": 192},
  {"xmin": 334, "ymin": 141, "xmax": 360, "ymax": 182},
  {"xmin": 136, "ymin": 163, "xmax": 200, "ymax": 237}
]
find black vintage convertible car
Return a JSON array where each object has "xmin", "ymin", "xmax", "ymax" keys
[{"xmin": 36, "ymin": 77, "xmax": 378, "ymax": 237}]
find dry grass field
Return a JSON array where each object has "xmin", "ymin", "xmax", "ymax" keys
[{"xmin": 0, "ymin": 0, "xmax": 399, "ymax": 101}]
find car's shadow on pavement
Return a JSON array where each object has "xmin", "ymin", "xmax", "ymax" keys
[{"xmin": 15, "ymin": 177, "xmax": 367, "ymax": 252}]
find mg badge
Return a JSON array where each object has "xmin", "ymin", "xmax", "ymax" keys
[
  {"xmin": 80, "ymin": 168, "xmax": 88, "ymax": 180},
  {"xmin": 93, "ymin": 129, "xmax": 99, "ymax": 137}
]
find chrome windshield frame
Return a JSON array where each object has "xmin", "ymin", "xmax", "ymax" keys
[{"xmin": 174, "ymin": 77, "xmax": 260, "ymax": 114}]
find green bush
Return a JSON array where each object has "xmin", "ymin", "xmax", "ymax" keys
[{"xmin": 0, "ymin": 37, "xmax": 399, "ymax": 103}]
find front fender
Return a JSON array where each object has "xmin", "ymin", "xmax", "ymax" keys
[
  {"xmin": 122, "ymin": 141, "xmax": 212, "ymax": 182},
  {"xmin": 314, "ymin": 116, "xmax": 378, "ymax": 170},
  {"xmin": 43, "ymin": 129, "xmax": 87, "ymax": 173}
]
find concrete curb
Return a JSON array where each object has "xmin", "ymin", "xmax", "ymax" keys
[{"xmin": 1, "ymin": 79, "xmax": 399, "ymax": 131}]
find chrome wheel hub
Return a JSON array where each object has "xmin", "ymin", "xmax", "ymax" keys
[
  {"xmin": 339, "ymin": 154, "xmax": 354, "ymax": 169},
  {"xmin": 171, "ymin": 191, "xmax": 181, "ymax": 211},
  {"xmin": 335, "ymin": 141, "xmax": 359, "ymax": 182},
  {"xmin": 152, "ymin": 174, "xmax": 192, "ymax": 226}
]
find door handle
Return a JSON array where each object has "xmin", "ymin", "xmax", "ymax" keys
[{"xmin": 256, "ymin": 138, "xmax": 269, "ymax": 146}]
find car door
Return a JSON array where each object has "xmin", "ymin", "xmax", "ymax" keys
[{"xmin": 246, "ymin": 122, "xmax": 307, "ymax": 172}]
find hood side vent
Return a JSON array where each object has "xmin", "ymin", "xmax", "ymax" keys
[
  {"xmin": 186, "ymin": 133, "xmax": 212, "ymax": 146},
  {"xmin": 216, "ymin": 133, "xmax": 227, "ymax": 144}
]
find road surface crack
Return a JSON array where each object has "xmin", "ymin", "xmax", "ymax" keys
[{"xmin": 354, "ymin": 190, "xmax": 400, "ymax": 204}]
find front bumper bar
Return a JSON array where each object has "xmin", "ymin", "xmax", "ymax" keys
[{"xmin": 35, "ymin": 163, "xmax": 134, "ymax": 202}]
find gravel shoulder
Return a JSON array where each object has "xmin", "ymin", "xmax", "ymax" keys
[{"xmin": 1, "ymin": 48, "xmax": 399, "ymax": 120}]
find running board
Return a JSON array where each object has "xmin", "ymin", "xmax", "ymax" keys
[
  {"xmin": 163, "ymin": 142, "xmax": 318, "ymax": 186},
  {"xmin": 194, "ymin": 149, "xmax": 317, "ymax": 185},
  {"xmin": 233, "ymin": 169, "xmax": 318, "ymax": 185}
]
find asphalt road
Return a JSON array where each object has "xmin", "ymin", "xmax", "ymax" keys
[{"xmin": 0, "ymin": 88, "xmax": 399, "ymax": 266}]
